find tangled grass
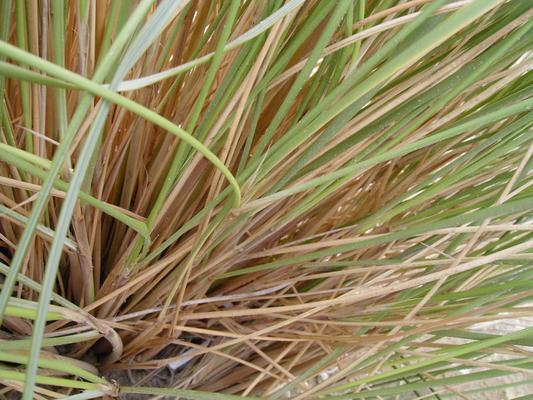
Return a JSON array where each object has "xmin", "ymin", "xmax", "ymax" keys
[{"xmin": 0, "ymin": 0, "xmax": 532, "ymax": 398}]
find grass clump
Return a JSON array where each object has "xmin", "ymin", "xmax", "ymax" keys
[{"xmin": 0, "ymin": 0, "xmax": 532, "ymax": 398}]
